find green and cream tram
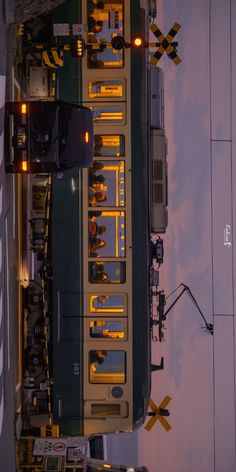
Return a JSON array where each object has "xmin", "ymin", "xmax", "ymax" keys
[
  {"xmin": 53, "ymin": 0, "xmax": 151, "ymax": 437},
  {"xmin": 25, "ymin": 0, "xmax": 153, "ymax": 438}
]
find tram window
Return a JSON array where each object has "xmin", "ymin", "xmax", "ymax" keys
[
  {"xmin": 90, "ymin": 294, "xmax": 125, "ymax": 312},
  {"xmin": 91, "ymin": 105, "xmax": 124, "ymax": 123},
  {"xmin": 87, "ymin": 0, "xmax": 124, "ymax": 69},
  {"xmin": 94, "ymin": 135, "xmax": 125, "ymax": 157},
  {"xmin": 88, "ymin": 80, "xmax": 123, "ymax": 99},
  {"xmin": 88, "ymin": 161, "xmax": 125, "ymax": 207},
  {"xmin": 88, "ymin": 211, "xmax": 125, "ymax": 257},
  {"xmin": 90, "ymin": 320, "xmax": 125, "ymax": 339},
  {"xmin": 89, "ymin": 261, "xmax": 126, "ymax": 284},
  {"xmin": 89, "ymin": 350, "xmax": 126, "ymax": 383},
  {"xmin": 91, "ymin": 403, "xmax": 121, "ymax": 415},
  {"xmin": 45, "ymin": 456, "xmax": 62, "ymax": 471},
  {"xmin": 87, "ymin": 48, "xmax": 123, "ymax": 70}
]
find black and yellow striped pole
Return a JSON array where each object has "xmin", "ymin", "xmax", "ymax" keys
[
  {"xmin": 23, "ymin": 42, "xmax": 64, "ymax": 68},
  {"xmin": 42, "ymin": 47, "xmax": 64, "ymax": 68}
]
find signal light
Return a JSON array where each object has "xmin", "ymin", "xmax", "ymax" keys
[
  {"xmin": 111, "ymin": 35, "xmax": 147, "ymax": 50},
  {"xmin": 21, "ymin": 103, "xmax": 27, "ymax": 114},
  {"xmin": 85, "ymin": 131, "xmax": 89, "ymax": 143},
  {"xmin": 21, "ymin": 103, "xmax": 27, "ymax": 124},
  {"xmin": 111, "ymin": 35, "xmax": 126, "ymax": 50},
  {"xmin": 70, "ymin": 37, "xmax": 85, "ymax": 58},
  {"xmin": 21, "ymin": 160, "xmax": 28, "ymax": 172},
  {"xmin": 132, "ymin": 35, "xmax": 146, "ymax": 48}
]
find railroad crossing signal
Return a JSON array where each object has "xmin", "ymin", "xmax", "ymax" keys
[
  {"xmin": 145, "ymin": 396, "xmax": 172, "ymax": 432},
  {"xmin": 70, "ymin": 37, "xmax": 85, "ymax": 57},
  {"xmin": 150, "ymin": 22, "xmax": 181, "ymax": 65}
]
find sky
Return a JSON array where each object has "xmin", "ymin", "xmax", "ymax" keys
[{"xmin": 107, "ymin": 0, "xmax": 236, "ymax": 471}]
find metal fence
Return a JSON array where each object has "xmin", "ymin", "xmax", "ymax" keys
[{"xmin": 14, "ymin": 0, "xmax": 65, "ymax": 23}]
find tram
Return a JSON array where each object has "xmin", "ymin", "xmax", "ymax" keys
[
  {"xmin": 54, "ymin": 0, "xmax": 151, "ymax": 437},
  {"xmin": 24, "ymin": 0, "xmax": 154, "ymax": 438}
]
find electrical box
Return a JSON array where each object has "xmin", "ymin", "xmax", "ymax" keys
[
  {"xmin": 29, "ymin": 67, "xmax": 48, "ymax": 99},
  {"xmin": 149, "ymin": 66, "xmax": 164, "ymax": 129},
  {"xmin": 149, "ymin": 129, "xmax": 168, "ymax": 234}
]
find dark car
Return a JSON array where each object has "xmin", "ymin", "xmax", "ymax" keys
[{"xmin": 4, "ymin": 100, "xmax": 94, "ymax": 173}]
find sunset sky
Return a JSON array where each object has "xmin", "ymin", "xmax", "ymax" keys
[{"xmin": 107, "ymin": 1, "xmax": 236, "ymax": 471}]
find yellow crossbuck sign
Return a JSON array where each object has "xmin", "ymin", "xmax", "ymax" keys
[
  {"xmin": 145, "ymin": 396, "xmax": 172, "ymax": 432},
  {"xmin": 150, "ymin": 22, "xmax": 181, "ymax": 65}
]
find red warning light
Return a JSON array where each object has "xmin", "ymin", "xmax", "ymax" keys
[{"xmin": 132, "ymin": 35, "xmax": 145, "ymax": 48}]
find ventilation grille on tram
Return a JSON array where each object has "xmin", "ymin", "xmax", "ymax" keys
[{"xmin": 152, "ymin": 160, "xmax": 163, "ymax": 203}]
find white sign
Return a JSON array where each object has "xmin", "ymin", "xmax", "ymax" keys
[
  {"xmin": 33, "ymin": 437, "xmax": 88, "ymax": 457},
  {"xmin": 53, "ymin": 23, "xmax": 70, "ymax": 36},
  {"xmin": 67, "ymin": 437, "xmax": 88, "ymax": 448},
  {"xmin": 67, "ymin": 447, "xmax": 86, "ymax": 462},
  {"xmin": 34, "ymin": 438, "xmax": 67, "ymax": 456},
  {"xmin": 72, "ymin": 24, "xmax": 87, "ymax": 35}
]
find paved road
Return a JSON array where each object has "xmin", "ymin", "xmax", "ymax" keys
[
  {"xmin": 0, "ymin": 74, "xmax": 5, "ymax": 439},
  {"xmin": 0, "ymin": 2, "xmax": 19, "ymax": 471},
  {"xmin": 0, "ymin": 78, "xmax": 16, "ymax": 472}
]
